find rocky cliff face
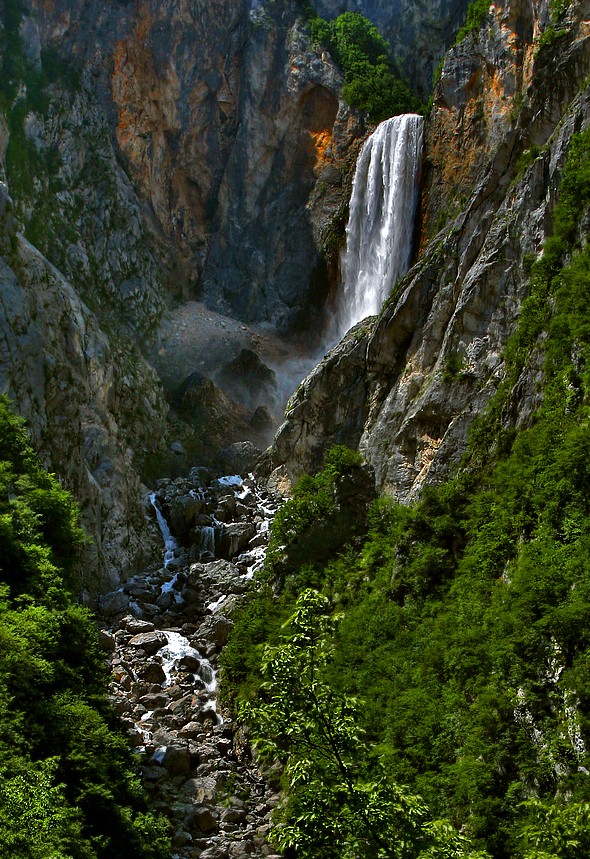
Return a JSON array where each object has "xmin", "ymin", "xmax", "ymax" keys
[
  {"xmin": 313, "ymin": 0, "xmax": 470, "ymax": 99},
  {"xmin": 22, "ymin": 0, "xmax": 364, "ymax": 335},
  {"xmin": 265, "ymin": 0, "xmax": 590, "ymax": 497},
  {"xmin": 0, "ymin": 0, "xmax": 363, "ymax": 591},
  {"xmin": 0, "ymin": 186, "xmax": 168, "ymax": 593}
]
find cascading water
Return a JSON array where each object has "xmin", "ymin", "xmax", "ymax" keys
[
  {"xmin": 332, "ymin": 113, "xmax": 424, "ymax": 340},
  {"xmin": 199, "ymin": 526, "xmax": 215, "ymax": 560},
  {"xmin": 149, "ymin": 492, "xmax": 178, "ymax": 568}
]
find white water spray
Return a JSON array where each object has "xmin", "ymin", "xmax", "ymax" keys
[{"xmin": 332, "ymin": 113, "xmax": 424, "ymax": 340}]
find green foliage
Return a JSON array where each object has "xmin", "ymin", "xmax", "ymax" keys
[
  {"xmin": 308, "ymin": 12, "xmax": 422, "ymax": 121},
  {"xmin": 267, "ymin": 444, "xmax": 363, "ymax": 569},
  {"xmin": 454, "ymin": 0, "xmax": 491, "ymax": 44},
  {"xmin": 0, "ymin": 0, "xmax": 78, "ymax": 242},
  {"xmin": 515, "ymin": 145, "xmax": 541, "ymax": 179},
  {"xmin": 241, "ymin": 590, "xmax": 488, "ymax": 859},
  {"xmin": 0, "ymin": 759, "xmax": 83, "ymax": 859},
  {"xmin": 226, "ymin": 128, "xmax": 590, "ymax": 856},
  {"xmin": 536, "ymin": 26, "xmax": 569, "ymax": 53},
  {"xmin": 519, "ymin": 799, "xmax": 590, "ymax": 858},
  {"xmin": 549, "ymin": 0, "xmax": 571, "ymax": 20},
  {"xmin": 0, "ymin": 397, "xmax": 170, "ymax": 858}
]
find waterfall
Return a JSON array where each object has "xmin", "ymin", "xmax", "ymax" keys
[
  {"xmin": 332, "ymin": 113, "xmax": 424, "ymax": 340},
  {"xmin": 199, "ymin": 525, "xmax": 215, "ymax": 560},
  {"xmin": 149, "ymin": 493, "xmax": 178, "ymax": 568}
]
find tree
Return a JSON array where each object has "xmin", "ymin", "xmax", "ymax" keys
[
  {"xmin": 241, "ymin": 589, "xmax": 489, "ymax": 858},
  {"xmin": 308, "ymin": 12, "xmax": 421, "ymax": 122},
  {"xmin": 518, "ymin": 799, "xmax": 590, "ymax": 859}
]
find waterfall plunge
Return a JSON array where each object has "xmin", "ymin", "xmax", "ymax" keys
[{"xmin": 332, "ymin": 114, "xmax": 424, "ymax": 340}]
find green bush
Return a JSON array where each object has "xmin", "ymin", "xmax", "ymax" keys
[
  {"xmin": 308, "ymin": 12, "xmax": 422, "ymax": 121},
  {"xmin": 454, "ymin": 0, "xmax": 491, "ymax": 44},
  {"xmin": 0, "ymin": 397, "xmax": 170, "ymax": 858}
]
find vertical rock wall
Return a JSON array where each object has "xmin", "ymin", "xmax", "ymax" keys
[{"xmin": 264, "ymin": 0, "xmax": 590, "ymax": 497}]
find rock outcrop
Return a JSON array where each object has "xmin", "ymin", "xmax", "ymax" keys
[
  {"xmin": 22, "ymin": 0, "xmax": 365, "ymax": 334},
  {"xmin": 0, "ymin": 190, "xmax": 168, "ymax": 592},
  {"xmin": 264, "ymin": 0, "xmax": 590, "ymax": 498}
]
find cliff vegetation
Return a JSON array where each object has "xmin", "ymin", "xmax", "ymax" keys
[
  {"xmin": 306, "ymin": 9, "xmax": 422, "ymax": 121},
  {"xmin": 223, "ymin": 124, "xmax": 590, "ymax": 857},
  {"xmin": 0, "ymin": 396, "xmax": 170, "ymax": 858}
]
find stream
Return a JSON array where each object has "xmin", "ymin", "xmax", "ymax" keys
[{"xmin": 98, "ymin": 471, "xmax": 284, "ymax": 859}]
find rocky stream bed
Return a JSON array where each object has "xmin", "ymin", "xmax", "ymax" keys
[{"xmin": 97, "ymin": 470, "xmax": 284, "ymax": 859}]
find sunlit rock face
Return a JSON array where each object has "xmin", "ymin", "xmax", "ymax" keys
[{"xmin": 263, "ymin": 0, "xmax": 590, "ymax": 498}]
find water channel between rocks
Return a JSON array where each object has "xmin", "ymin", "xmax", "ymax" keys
[{"xmin": 97, "ymin": 469, "xmax": 285, "ymax": 859}]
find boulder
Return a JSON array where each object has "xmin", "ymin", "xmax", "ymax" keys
[
  {"xmin": 198, "ymin": 848, "xmax": 228, "ymax": 859},
  {"xmin": 181, "ymin": 775, "xmax": 217, "ymax": 803},
  {"xmin": 179, "ymin": 721, "xmax": 202, "ymax": 740},
  {"xmin": 154, "ymin": 744, "xmax": 192, "ymax": 776},
  {"xmin": 217, "ymin": 523, "xmax": 256, "ymax": 560},
  {"xmin": 193, "ymin": 806, "xmax": 219, "ymax": 833},
  {"xmin": 98, "ymin": 590, "xmax": 129, "ymax": 617},
  {"xmin": 128, "ymin": 631, "xmax": 167, "ymax": 654},
  {"xmin": 137, "ymin": 661, "xmax": 166, "ymax": 685},
  {"xmin": 98, "ymin": 629, "xmax": 116, "ymax": 651},
  {"xmin": 165, "ymin": 494, "xmax": 205, "ymax": 538},
  {"xmin": 124, "ymin": 617, "xmax": 155, "ymax": 634},
  {"xmin": 197, "ymin": 615, "xmax": 234, "ymax": 648}
]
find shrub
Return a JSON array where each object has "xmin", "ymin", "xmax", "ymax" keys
[{"xmin": 308, "ymin": 12, "xmax": 422, "ymax": 121}]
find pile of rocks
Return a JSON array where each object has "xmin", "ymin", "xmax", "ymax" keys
[{"xmin": 97, "ymin": 471, "xmax": 284, "ymax": 858}]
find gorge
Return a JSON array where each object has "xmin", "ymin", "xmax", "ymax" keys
[{"xmin": 2, "ymin": 0, "xmax": 590, "ymax": 856}]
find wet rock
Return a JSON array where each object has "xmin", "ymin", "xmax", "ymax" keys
[
  {"xmin": 129, "ymin": 631, "xmax": 168, "ymax": 655},
  {"xmin": 182, "ymin": 776, "xmax": 217, "ymax": 804},
  {"xmin": 179, "ymin": 654, "xmax": 201, "ymax": 672},
  {"xmin": 156, "ymin": 590, "xmax": 175, "ymax": 610},
  {"xmin": 137, "ymin": 661, "xmax": 167, "ymax": 685},
  {"xmin": 140, "ymin": 693, "xmax": 169, "ymax": 710},
  {"xmin": 123, "ymin": 617, "xmax": 155, "ymax": 634},
  {"xmin": 217, "ymin": 523, "xmax": 256, "ymax": 560},
  {"xmin": 196, "ymin": 616, "xmax": 233, "ymax": 648},
  {"xmin": 220, "ymin": 806, "xmax": 246, "ymax": 824},
  {"xmin": 166, "ymin": 495, "xmax": 206, "ymax": 539},
  {"xmin": 98, "ymin": 629, "xmax": 116, "ymax": 651},
  {"xmin": 151, "ymin": 744, "xmax": 192, "ymax": 776},
  {"xmin": 179, "ymin": 721, "xmax": 202, "ymax": 740},
  {"xmin": 198, "ymin": 848, "xmax": 228, "ymax": 859}
]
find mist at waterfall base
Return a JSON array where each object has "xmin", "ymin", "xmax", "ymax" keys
[{"xmin": 271, "ymin": 114, "xmax": 424, "ymax": 414}]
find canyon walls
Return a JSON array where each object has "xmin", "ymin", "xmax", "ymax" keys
[{"xmin": 264, "ymin": 0, "xmax": 590, "ymax": 498}]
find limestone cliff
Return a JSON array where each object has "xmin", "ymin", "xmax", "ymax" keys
[
  {"xmin": 20, "ymin": 0, "xmax": 364, "ymax": 335},
  {"xmin": 265, "ymin": 0, "xmax": 590, "ymax": 497},
  {"xmin": 0, "ymin": 0, "xmax": 362, "ymax": 590},
  {"xmin": 0, "ymin": 187, "xmax": 167, "ymax": 593}
]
